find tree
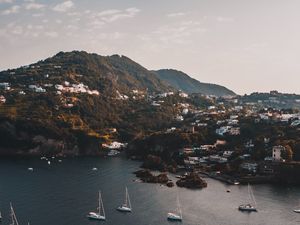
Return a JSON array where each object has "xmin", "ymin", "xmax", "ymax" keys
[{"xmin": 283, "ymin": 145, "xmax": 293, "ymax": 161}]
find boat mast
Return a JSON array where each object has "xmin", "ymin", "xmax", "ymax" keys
[
  {"xmin": 250, "ymin": 185, "xmax": 257, "ymax": 207},
  {"xmin": 10, "ymin": 203, "xmax": 19, "ymax": 225},
  {"xmin": 99, "ymin": 191, "xmax": 105, "ymax": 218},
  {"xmin": 98, "ymin": 191, "xmax": 101, "ymax": 215},
  {"xmin": 177, "ymin": 195, "xmax": 182, "ymax": 219},
  {"xmin": 125, "ymin": 187, "xmax": 128, "ymax": 206},
  {"xmin": 247, "ymin": 184, "xmax": 251, "ymax": 203},
  {"xmin": 127, "ymin": 187, "xmax": 131, "ymax": 209}
]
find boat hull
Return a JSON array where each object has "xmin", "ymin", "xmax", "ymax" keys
[
  {"xmin": 87, "ymin": 212, "xmax": 105, "ymax": 220},
  {"xmin": 167, "ymin": 213, "xmax": 182, "ymax": 221},
  {"xmin": 117, "ymin": 206, "xmax": 132, "ymax": 212},
  {"xmin": 294, "ymin": 209, "xmax": 300, "ymax": 213},
  {"xmin": 238, "ymin": 205, "xmax": 257, "ymax": 212}
]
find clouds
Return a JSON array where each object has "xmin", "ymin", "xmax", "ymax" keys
[
  {"xmin": 146, "ymin": 20, "xmax": 206, "ymax": 46},
  {"xmin": 0, "ymin": 0, "xmax": 14, "ymax": 3},
  {"xmin": 92, "ymin": 7, "xmax": 140, "ymax": 23},
  {"xmin": 167, "ymin": 12, "xmax": 186, "ymax": 18},
  {"xmin": 45, "ymin": 31, "xmax": 58, "ymax": 38},
  {"xmin": 1, "ymin": 1, "xmax": 45, "ymax": 15},
  {"xmin": 216, "ymin": 16, "xmax": 234, "ymax": 23},
  {"xmin": 1, "ymin": 5, "xmax": 20, "ymax": 15},
  {"xmin": 53, "ymin": 0, "xmax": 74, "ymax": 12},
  {"xmin": 25, "ymin": 2, "xmax": 45, "ymax": 10},
  {"xmin": 0, "ymin": 22, "xmax": 44, "ymax": 39}
]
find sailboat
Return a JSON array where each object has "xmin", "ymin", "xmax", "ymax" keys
[
  {"xmin": 167, "ymin": 195, "xmax": 183, "ymax": 221},
  {"xmin": 87, "ymin": 191, "xmax": 106, "ymax": 220},
  {"xmin": 294, "ymin": 209, "xmax": 300, "ymax": 213},
  {"xmin": 238, "ymin": 184, "xmax": 257, "ymax": 212},
  {"xmin": 9, "ymin": 203, "xmax": 20, "ymax": 225},
  {"xmin": 294, "ymin": 201, "xmax": 300, "ymax": 213},
  {"xmin": 117, "ymin": 187, "xmax": 132, "ymax": 212}
]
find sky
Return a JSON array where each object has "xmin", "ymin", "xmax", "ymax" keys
[{"xmin": 0, "ymin": 0, "xmax": 299, "ymax": 95}]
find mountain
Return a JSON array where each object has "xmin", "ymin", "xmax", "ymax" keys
[
  {"xmin": 0, "ymin": 51, "xmax": 212, "ymax": 156},
  {"xmin": 36, "ymin": 51, "xmax": 172, "ymax": 94},
  {"xmin": 154, "ymin": 69, "xmax": 236, "ymax": 97}
]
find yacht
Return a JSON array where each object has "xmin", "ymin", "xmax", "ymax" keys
[
  {"xmin": 167, "ymin": 194, "xmax": 183, "ymax": 221},
  {"xmin": 294, "ymin": 209, "xmax": 300, "ymax": 213},
  {"xmin": 117, "ymin": 187, "xmax": 132, "ymax": 212},
  {"xmin": 238, "ymin": 204, "xmax": 257, "ymax": 212},
  {"xmin": 87, "ymin": 191, "xmax": 106, "ymax": 220},
  {"xmin": 239, "ymin": 184, "xmax": 258, "ymax": 212}
]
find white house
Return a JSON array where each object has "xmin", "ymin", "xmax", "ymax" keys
[
  {"xmin": 0, "ymin": 82, "xmax": 10, "ymax": 90},
  {"xmin": 102, "ymin": 141, "xmax": 127, "ymax": 149},
  {"xmin": 35, "ymin": 87, "xmax": 46, "ymax": 93},
  {"xmin": 272, "ymin": 145, "xmax": 285, "ymax": 161},
  {"xmin": 175, "ymin": 115, "xmax": 184, "ymax": 121},
  {"xmin": 179, "ymin": 92, "xmax": 188, "ymax": 98},
  {"xmin": 216, "ymin": 126, "xmax": 231, "ymax": 136},
  {"xmin": 223, "ymin": 151, "xmax": 233, "ymax": 158},
  {"xmin": 0, "ymin": 95, "xmax": 6, "ymax": 103},
  {"xmin": 182, "ymin": 108, "xmax": 189, "ymax": 115}
]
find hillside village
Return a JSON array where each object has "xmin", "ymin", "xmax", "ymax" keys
[{"xmin": 0, "ymin": 51, "xmax": 300, "ymax": 185}]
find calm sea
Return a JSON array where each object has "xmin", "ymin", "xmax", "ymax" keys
[{"xmin": 0, "ymin": 156, "xmax": 299, "ymax": 225}]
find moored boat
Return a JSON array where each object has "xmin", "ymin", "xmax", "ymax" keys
[
  {"xmin": 239, "ymin": 204, "xmax": 257, "ymax": 212},
  {"xmin": 238, "ymin": 184, "xmax": 258, "ymax": 212},
  {"xmin": 87, "ymin": 191, "xmax": 106, "ymax": 220},
  {"xmin": 167, "ymin": 194, "xmax": 183, "ymax": 221},
  {"xmin": 117, "ymin": 187, "xmax": 132, "ymax": 212},
  {"xmin": 293, "ymin": 209, "xmax": 300, "ymax": 213}
]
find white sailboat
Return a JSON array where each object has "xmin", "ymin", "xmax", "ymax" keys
[
  {"xmin": 117, "ymin": 187, "xmax": 132, "ymax": 212},
  {"xmin": 167, "ymin": 195, "xmax": 183, "ymax": 221},
  {"xmin": 239, "ymin": 184, "xmax": 258, "ymax": 212},
  {"xmin": 294, "ymin": 201, "xmax": 300, "ymax": 213},
  {"xmin": 294, "ymin": 209, "xmax": 300, "ymax": 213},
  {"xmin": 9, "ymin": 203, "xmax": 20, "ymax": 225},
  {"xmin": 87, "ymin": 191, "xmax": 106, "ymax": 220}
]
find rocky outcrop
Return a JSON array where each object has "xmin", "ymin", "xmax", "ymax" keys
[
  {"xmin": 176, "ymin": 172, "xmax": 207, "ymax": 189},
  {"xmin": 166, "ymin": 181, "xmax": 175, "ymax": 187},
  {"xmin": 134, "ymin": 169, "xmax": 169, "ymax": 184}
]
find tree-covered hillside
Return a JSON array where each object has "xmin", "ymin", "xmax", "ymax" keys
[{"xmin": 154, "ymin": 69, "xmax": 236, "ymax": 97}]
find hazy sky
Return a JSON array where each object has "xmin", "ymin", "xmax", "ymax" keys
[{"xmin": 0, "ymin": 0, "xmax": 299, "ymax": 94}]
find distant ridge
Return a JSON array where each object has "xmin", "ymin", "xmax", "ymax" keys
[{"xmin": 154, "ymin": 69, "xmax": 236, "ymax": 97}]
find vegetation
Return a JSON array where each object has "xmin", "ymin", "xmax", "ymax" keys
[{"xmin": 154, "ymin": 69, "xmax": 236, "ymax": 97}]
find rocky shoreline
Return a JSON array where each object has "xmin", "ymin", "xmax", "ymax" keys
[{"xmin": 176, "ymin": 172, "xmax": 207, "ymax": 189}]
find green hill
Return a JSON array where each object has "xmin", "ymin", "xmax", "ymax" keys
[
  {"xmin": 154, "ymin": 69, "xmax": 236, "ymax": 97},
  {"xmin": 0, "ymin": 51, "xmax": 212, "ymax": 156}
]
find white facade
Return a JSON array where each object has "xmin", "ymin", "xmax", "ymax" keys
[{"xmin": 272, "ymin": 146, "xmax": 285, "ymax": 161}]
